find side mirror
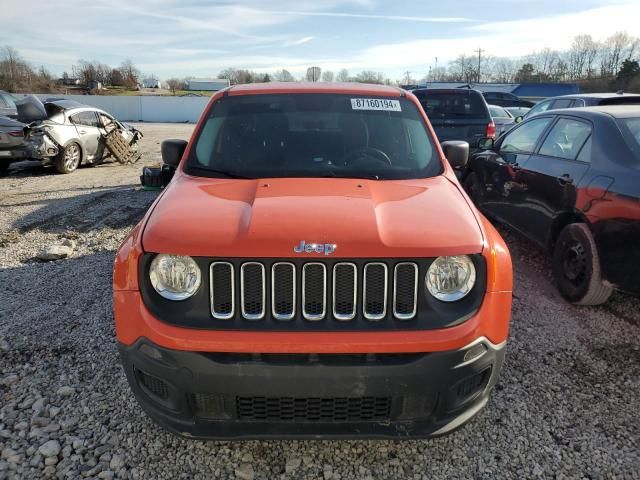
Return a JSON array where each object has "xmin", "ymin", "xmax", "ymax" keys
[
  {"xmin": 478, "ymin": 137, "xmax": 495, "ymax": 150},
  {"xmin": 161, "ymin": 139, "xmax": 188, "ymax": 167},
  {"xmin": 514, "ymin": 115, "xmax": 523, "ymax": 124},
  {"xmin": 441, "ymin": 140, "xmax": 469, "ymax": 169}
]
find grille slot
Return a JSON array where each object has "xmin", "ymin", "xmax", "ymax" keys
[
  {"xmin": 210, "ymin": 262, "xmax": 234, "ymax": 319},
  {"xmin": 302, "ymin": 263, "xmax": 327, "ymax": 321},
  {"xmin": 363, "ymin": 263, "xmax": 388, "ymax": 320},
  {"xmin": 135, "ymin": 369, "xmax": 169, "ymax": 400},
  {"xmin": 393, "ymin": 263, "xmax": 418, "ymax": 319},
  {"xmin": 333, "ymin": 263, "xmax": 357, "ymax": 320},
  {"xmin": 236, "ymin": 396, "xmax": 391, "ymax": 423},
  {"xmin": 240, "ymin": 262, "xmax": 265, "ymax": 320},
  {"xmin": 272, "ymin": 263, "xmax": 295, "ymax": 320}
]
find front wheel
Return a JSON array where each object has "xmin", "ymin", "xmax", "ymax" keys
[
  {"xmin": 55, "ymin": 142, "xmax": 81, "ymax": 174},
  {"xmin": 552, "ymin": 223, "xmax": 613, "ymax": 305}
]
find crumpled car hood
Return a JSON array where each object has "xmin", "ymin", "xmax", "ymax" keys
[{"xmin": 142, "ymin": 174, "xmax": 484, "ymax": 258}]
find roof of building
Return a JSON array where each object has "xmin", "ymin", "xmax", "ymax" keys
[
  {"xmin": 511, "ymin": 83, "xmax": 581, "ymax": 97},
  {"xmin": 187, "ymin": 78, "xmax": 229, "ymax": 83}
]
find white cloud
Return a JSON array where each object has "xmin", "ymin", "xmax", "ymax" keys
[{"xmin": 282, "ymin": 36, "xmax": 316, "ymax": 47}]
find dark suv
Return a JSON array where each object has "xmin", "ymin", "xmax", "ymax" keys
[
  {"xmin": 412, "ymin": 88, "xmax": 495, "ymax": 152},
  {"xmin": 482, "ymin": 92, "xmax": 533, "ymax": 108}
]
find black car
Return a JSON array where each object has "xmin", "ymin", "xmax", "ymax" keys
[
  {"xmin": 521, "ymin": 92, "xmax": 640, "ymax": 121},
  {"xmin": 482, "ymin": 91, "xmax": 534, "ymax": 108},
  {"xmin": 412, "ymin": 88, "xmax": 495, "ymax": 151},
  {"xmin": 463, "ymin": 105, "xmax": 640, "ymax": 305}
]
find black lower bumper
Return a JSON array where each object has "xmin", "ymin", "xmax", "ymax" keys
[{"xmin": 118, "ymin": 338, "xmax": 505, "ymax": 439}]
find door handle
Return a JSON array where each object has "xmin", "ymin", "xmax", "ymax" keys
[
  {"xmin": 510, "ymin": 163, "xmax": 521, "ymax": 171},
  {"xmin": 557, "ymin": 174, "xmax": 573, "ymax": 185},
  {"xmin": 79, "ymin": 130, "xmax": 87, "ymax": 134}
]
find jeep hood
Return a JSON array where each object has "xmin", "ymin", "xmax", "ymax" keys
[{"xmin": 142, "ymin": 175, "xmax": 484, "ymax": 258}]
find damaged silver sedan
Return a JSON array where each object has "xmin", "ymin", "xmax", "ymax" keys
[{"xmin": 0, "ymin": 96, "xmax": 142, "ymax": 174}]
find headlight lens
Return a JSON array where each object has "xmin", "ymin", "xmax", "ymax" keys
[
  {"xmin": 426, "ymin": 255, "xmax": 476, "ymax": 302},
  {"xmin": 149, "ymin": 254, "xmax": 201, "ymax": 301}
]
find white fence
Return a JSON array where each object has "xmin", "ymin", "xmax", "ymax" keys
[{"xmin": 17, "ymin": 94, "xmax": 211, "ymax": 123}]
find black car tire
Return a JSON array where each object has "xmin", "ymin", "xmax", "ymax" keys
[
  {"xmin": 552, "ymin": 223, "xmax": 613, "ymax": 305},
  {"xmin": 0, "ymin": 161, "xmax": 9, "ymax": 175},
  {"xmin": 55, "ymin": 142, "xmax": 82, "ymax": 174},
  {"xmin": 463, "ymin": 172, "xmax": 484, "ymax": 205}
]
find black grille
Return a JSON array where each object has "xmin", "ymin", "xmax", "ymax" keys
[
  {"xmin": 364, "ymin": 263, "xmax": 387, "ymax": 319},
  {"xmin": 191, "ymin": 393, "xmax": 226, "ymax": 419},
  {"xmin": 136, "ymin": 369, "xmax": 169, "ymax": 400},
  {"xmin": 210, "ymin": 263, "xmax": 234, "ymax": 319},
  {"xmin": 241, "ymin": 263, "xmax": 265, "ymax": 319},
  {"xmin": 303, "ymin": 263, "xmax": 326, "ymax": 320},
  {"xmin": 272, "ymin": 263, "xmax": 295, "ymax": 320},
  {"xmin": 333, "ymin": 263, "xmax": 356, "ymax": 320},
  {"xmin": 394, "ymin": 263, "xmax": 418, "ymax": 319},
  {"xmin": 236, "ymin": 396, "xmax": 391, "ymax": 422}
]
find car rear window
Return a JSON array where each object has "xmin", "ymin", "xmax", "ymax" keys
[
  {"xmin": 489, "ymin": 106, "xmax": 511, "ymax": 119},
  {"xmin": 618, "ymin": 117, "xmax": 640, "ymax": 164},
  {"xmin": 599, "ymin": 97, "xmax": 640, "ymax": 106},
  {"xmin": 187, "ymin": 93, "xmax": 442, "ymax": 180},
  {"xmin": 415, "ymin": 91, "xmax": 488, "ymax": 120}
]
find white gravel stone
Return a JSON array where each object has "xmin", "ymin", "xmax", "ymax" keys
[{"xmin": 38, "ymin": 440, "xmax": 61, "ymax": 458}]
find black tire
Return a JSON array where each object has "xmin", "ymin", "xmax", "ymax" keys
[
  {"xmin": 552, "ymin": 223, "xmax": 613, "ymax": 305},
  {"xmin": 463, "ymin": 172, "xmax": 484, "ymax": 205},
  {"xmin": 0, "ymin": 161, "xmax": 10, "ymax": 176},
  {"xmin": 54, "ymin": 142, "xmax": 82, "ymax": 174}
]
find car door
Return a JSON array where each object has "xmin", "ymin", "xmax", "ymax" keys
[
  {"xmin": 70, "ymin": 111, "xmax": 101, "ymax": 160},
  {"xmin": 515, "ymin": 116, "xmax": 592, "ymax": 246},
  {"xmin": 474, "ymin": 116, "xmax": 554, "ymax": 227}
]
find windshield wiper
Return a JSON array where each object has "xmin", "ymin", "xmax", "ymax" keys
[{"xmin": 189, "ymin": 166, "xmax": 255, "ymax": 179}]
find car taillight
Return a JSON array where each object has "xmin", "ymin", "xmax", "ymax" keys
[
  {"xmin": 486, "ymin": 121, "xmax": 496, "ymax": 139},
  {"xmin": 8, "ymin": 130, "xmax": 23, "ymax": 137}
]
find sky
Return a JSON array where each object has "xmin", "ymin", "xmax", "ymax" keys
[{"xmin": 2, "ymin": 0, "xmax": 639, "ymax": 81}]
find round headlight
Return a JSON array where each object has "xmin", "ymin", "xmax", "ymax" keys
[
  {"xmin": 426, "ymin": 255, "xmax": 476, "ymax": 302},
  {"xmin": 149, "ymin": 254, "xmax": 201, "ymax": 301}
]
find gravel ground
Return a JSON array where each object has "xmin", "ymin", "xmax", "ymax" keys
[{"xmin": 1, "ymin": 123, "xmax": 639, "ymax": 480}]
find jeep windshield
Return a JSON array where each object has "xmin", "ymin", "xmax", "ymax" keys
[{"xmin": 186, "ymin": 93, "xmax": 442, "ymax": 180}]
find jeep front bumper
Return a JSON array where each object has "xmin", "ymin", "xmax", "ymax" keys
[{"xmin": 118, "ymin": 337, "xmax": 505, "ymax": 439}]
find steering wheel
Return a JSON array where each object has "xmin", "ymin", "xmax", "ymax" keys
[{"xmin": 343, "ymin": 147, "xmax": 392, "ymax": 166}]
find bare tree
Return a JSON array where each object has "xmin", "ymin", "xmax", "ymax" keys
[
  {"xmin": 273, "ymin": 69, "xmax": 294, "ymax": 82},
  {"xmin": 119, "ymin": 59, "xmax": 140, "ymax": 88},
  {"xmin": 491, "ymin": 58, "xmax": 517, "ymax": 83},
  {"xmin": 321, "ymin": 70, "xmax": 334, "ymax": 82},
  {"xmin": 336, "ymin": 68, "xmax": 350, "ymax": 82},
  {"xmin": 306, "ymin": 66, "xmax": 321, "ymax": 82},
  {"xmin": 166, "ymin": 78, "xmax": 184, "ymax": 95},
  {"xmin": 600, "ymin": 32, "xmax": 639, "ymax": 79},
  {"xmin": 354, "ymin": 70, "xmax": 384, "ymax": 84}
]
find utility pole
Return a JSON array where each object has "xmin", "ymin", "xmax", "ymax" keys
[
  {"xmin": 475, "ymin": 48, "xmax": 485, "ymax": 83},
  {"xmin": 434, "ymin": 57, "xmax": 438, "ymax": 81},
  {"xmin": 404, "ymin": 71, "xmax": 411, "ymax": 84}
]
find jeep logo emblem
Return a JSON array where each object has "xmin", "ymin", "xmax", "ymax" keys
[{"xmin": 293, "ymin": 240, "xmax": 336, "ymax": 256}]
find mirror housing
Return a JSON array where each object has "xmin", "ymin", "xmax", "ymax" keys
[
  {"xmin": 441, "ymin": 140, "xmax": 469, "ymax": 169},
  {"xmin": 478, "ymin": 137, "xmax": 495, "ymax": 150},
  {"xmin": 514, "ymin": 115, "xmax": 524, "ymax": 124},
  {"xmin": 161, "ymin": 139, "xmax": 188, "ymax": 167}
]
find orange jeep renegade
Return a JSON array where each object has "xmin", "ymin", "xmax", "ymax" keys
[{"xmin": 113, "ymin": 83, "xmax": 513, "ymax": 439}]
